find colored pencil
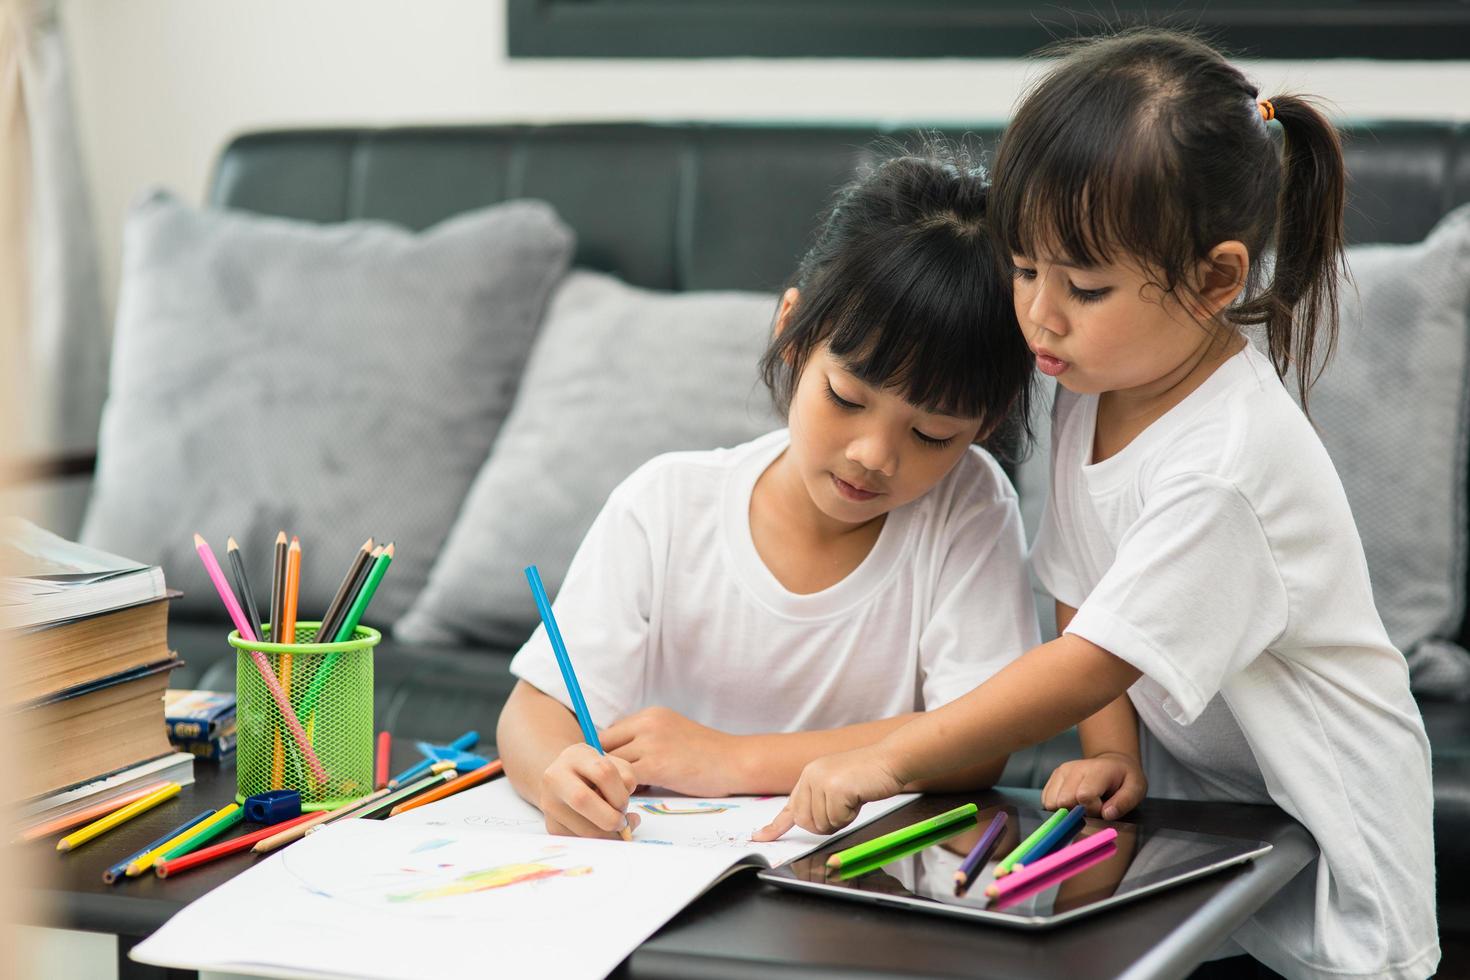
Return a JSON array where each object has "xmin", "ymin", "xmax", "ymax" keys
[
  {"xmin": 1015, "ymin": 805, "xmax": 1086, "ymax": 869},
  {"xmin": 986, "ymin": 828, "xmax": 1120, "ymax": 899},
  {"xmin": 303, "ymin": 787, "xmax": 394, "ymax": 834},
  {"xmin": 155, "ymin": 812, "xmax": 317, "ymax": 878},
  {"xmin": 825, "ymin": 803, "xmax": 978, "ymax": 871},
  {"xmin": 299, "ymin": 543, "xmax": 394, "ymax": 718},
  {"xmin": 103, "ymin": 809, "xmax": 215, "ymax": 884},
  {"xmin": 124, "ymin": 807, "xmax": 220, "ymax": 876},
  {"xmin": 253, "ymin": 809, "xmax": 335, "ymax": 853},
  {"xmin": 388, "ymin": 759, "xmax": 504, "ymax": 817},
  {"xmin": 524, "ymin": 563, "xmax": 632, "ymax": 841},
  {"xmin": 269, "ymin": 530, "xmax": 287, "ymax": 643},
  {"xmin": 16, "ymin": 781, "xmax": 170, "ymax": 844},
  {"xmin": 994, "ymin": 806, "xmax": 1070, "ymax": 877},
  {"xmin": 375, "ymin": 731, "xmax": 392, "ymax": 790},
  {"xmin": 388, "ymin": 732, "xmax": 477, "ymax": 788},
  {"xmin": 272, "ymin": 536, "xmax": 303, "ymax": 787},
  {"xmin": 226, "ymin": 537, "xmax": 265, "ymax": 645},
  {"xmin": 953, "ymin": 811, "xmax": 1009, "ymax": 894},
  {"xmin": 317, "ymin": 538, "xmax": 374, "ymax": 644},
  {"xmin": 347, "ymin": 771, "xmax": 456, "ymax": 821},
  {"xmin": 193, "ymin": 533, "xmax": 327, "ymax": 783},
  {"xmin": 318, "ymin": 544, "xmax": 379, "ymax": 645},
  {"xmin": 57, "ymin": 783, "xmax": 181, "ymax": 852},
  {"xmin": 386, "ymin": 759, "xmax": 455, "ymax": 790},
  {"xmin": 834, "ymin": 820, "xmax": 977, "ymax": 881},
  {"xmin": 158, "ymin": 804, "xmax": 244, "ymax": 863},
  {"xmin": 988, "ymin": 840, "xmax": 1119, "ymax": 911}
]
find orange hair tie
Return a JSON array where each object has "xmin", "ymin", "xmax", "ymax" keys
[{"xmin": 1258, "ymin": 99, "xmax": 1276, "ymax": 122}]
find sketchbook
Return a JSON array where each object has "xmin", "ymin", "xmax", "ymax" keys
[{"xmin": 130, "ymin": 786, "xmax": 918, "ymax": 980}]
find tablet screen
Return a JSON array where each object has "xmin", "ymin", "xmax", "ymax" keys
[{"xmin": 759, "ymin": 797, "xmax": 1271, "ymax": 928}]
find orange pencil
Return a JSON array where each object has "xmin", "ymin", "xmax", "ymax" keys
[
  {"xmin": 388, "ymin": 759, "xmax": 504, "ymax": 817},
  {"xmin": 272, "ymin": 536, "xmax": 302, "ymax": 788},
  {"xmin": 13, "ymin": 781, "xmax": 171, "ymax": 844}
]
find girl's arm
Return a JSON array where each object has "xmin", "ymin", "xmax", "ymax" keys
[
  {"xmin": 602, "ymin": 708, "xmax": 1007, "ymax": 797},
  {"xmin": 496, "ymin": 680, "xmax": 641, "ymax": 840},
  {"xmin": 1040, "ymin": 602, "xmax": 1148, "ymax": 819},
  {"xmin": 755, "ymin": 634, "xmax": 1140, "ymax": 838}
]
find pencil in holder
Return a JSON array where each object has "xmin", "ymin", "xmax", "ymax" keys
[{"xmin": 228, "ymin": 621, "xmax": 379, "ymax": 811}]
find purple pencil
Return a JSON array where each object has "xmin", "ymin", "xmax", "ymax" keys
[{"xmin": 953, "ymin": 810, "xmax": 1008, "ymax": 895}]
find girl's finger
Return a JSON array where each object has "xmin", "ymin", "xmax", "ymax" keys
[
  {"xmin": 753, "ymin": 805, "xmax": 796, "ymax": 842},
  {"xmin": 599, "ymin": 724, "xmax": 634, "ymax": 751},
  {"xmin": 1104, "ymin": 771, "xmax": 1147, "ymax": 820}
]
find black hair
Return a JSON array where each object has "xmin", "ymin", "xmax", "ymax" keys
[
  {"xmin": 760, "ymin": 140, "xmax": 1035, "ymax": 461},
  {"xmin": 991, "ymin": 28, "xmax": 1347, "ymax": 407}
]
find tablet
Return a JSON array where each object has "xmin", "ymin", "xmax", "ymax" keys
[{"xmin": 758, "ymin": 797, "xmax": 1271, "ymax": 929}]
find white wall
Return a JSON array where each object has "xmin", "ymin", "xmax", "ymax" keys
[{"xmin": 60, "ymin": 0, "xmax": 1470, "ymax": 317}]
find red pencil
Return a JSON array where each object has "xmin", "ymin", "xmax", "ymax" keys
[
  {"xmin": 375, "ymin": 731, "xmax": 391, "ymax": 790},
  {"xmin": 154, "ymin": 812, "xmax": 317, "ymax": 878}
]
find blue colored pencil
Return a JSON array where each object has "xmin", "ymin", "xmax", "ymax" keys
[
  {"xmin": 953, "ymin": 810, "xmax": 1008, "ymax": 894},
  {"xmin": 102, "ymin": 809, "xmax": 215, "ymax": 884},
  {"xmin": 524, "ymin": 565, "xmax": 603, "ymax": 751},
  {"xmin": 524, "ymin": 564, "xmax": 630, "ymax": 840},
  {"xmin": 1015, "ymin": 805, "xmax": 1086, "ymax": 869}
]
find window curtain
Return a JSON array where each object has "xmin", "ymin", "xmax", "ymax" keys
[{"xmin": 13, "ymin": 0, "xmax": 105, "ymax": 466}]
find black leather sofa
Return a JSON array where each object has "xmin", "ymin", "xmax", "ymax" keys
[{"xmin": 158, "ymin": 122, "xmax": 1469, "ymax": 887}]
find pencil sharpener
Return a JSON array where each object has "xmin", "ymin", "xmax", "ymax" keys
[{"xmin": 244, "ymin": 789, "xmax": 303, "ymax": 824}]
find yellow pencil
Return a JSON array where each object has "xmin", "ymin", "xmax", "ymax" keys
[
  {"xmin": 126, "ymin": 805, "xmax": 239, "ymax": 877},
  {"xmin": 56, "ymin": 783, "xmax": 181, "ymax": 852}
]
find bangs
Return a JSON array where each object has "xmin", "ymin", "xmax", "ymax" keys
[
  {"xmin": 991, "ymin": 61, "xmax": 1198, "ymax": 288},
  {"xmin": 798, "ymin": 221, "xmax": 1012, "ymax": 420}
]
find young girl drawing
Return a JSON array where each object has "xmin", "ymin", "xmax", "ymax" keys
[
  {"xmin": 757, "ymin": 31, "xmax": 1438, "ymax": 980},
  {"xmin": 497, "ymin": 147, "xmax": 1040, "ymax": 840}
]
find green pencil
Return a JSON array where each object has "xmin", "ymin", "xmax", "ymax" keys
[
  {"xmin": 337, "ymin": 769, "xmax": 455, "ymax": 821},
  {"xmin": 158, "ymin": 805, "xmax": 245, "ymax": 864},
  {"xmin": 994, "ymin": 807, "xmax": 1069, "ymax": 877},
  {"xmin": 825, "ymin": 803, "xmax": 978, "ymax": 871},
  {"xmin": 298, "ymin": 543, "xmax": 394, "ymax": 718},
  {"xmin": 836, "ymin": 817, "xmax": 979, "ymax": 881}
]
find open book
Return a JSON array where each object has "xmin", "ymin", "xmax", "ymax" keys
[{"xmin": 130, "ymin": 780, "xmax": 917, "ymax": 980}]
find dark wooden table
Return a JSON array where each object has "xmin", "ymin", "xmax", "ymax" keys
[{"xmin": 20, "ymin": 748, "xmax": 1317, "ymax": 980}]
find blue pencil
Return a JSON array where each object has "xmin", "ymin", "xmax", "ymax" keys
[
  {"xmin": 102, "ymin": 809, "xmax": 215, "ymax": 884},
  {"xmin": 953, "ymin": 810, "xmax": 1008, "ymax": 894},
  {"xmin": 1015, "ymin": 805, "xmax": 1086, "ymax": 869},
  {"xmin": 524, "ymin": 565, "xmax": 603, "ymax": 751},
  {"xmin": 524, "ymin": 564, "xmax": 631, "ymax": 840}
]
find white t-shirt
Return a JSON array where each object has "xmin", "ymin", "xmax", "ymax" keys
[
  {"xmin": 1032, "ymin": 343, "xmax": 1438, "ymax": 980},
  {"xmin": 510, "ymin": 429, "xmax": 1040, "ymax": 737}
]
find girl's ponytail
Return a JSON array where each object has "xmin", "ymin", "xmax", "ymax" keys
[{"xmin": 1237, "ymin": 94, "xmax": 1348, "ymax": 406}]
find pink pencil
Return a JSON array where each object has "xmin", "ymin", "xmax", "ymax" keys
[
  {"xmin": 985, "ymin": 827, "xmax": 1118, "ymax": 899},
  {"xmin": 194, "ymin": 533, "xmax": 327, "ymax": 783}
]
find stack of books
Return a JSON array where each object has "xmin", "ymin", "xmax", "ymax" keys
[{"xmin": 2, "ymin": 519, "xmax": 194, "ymax": 817}]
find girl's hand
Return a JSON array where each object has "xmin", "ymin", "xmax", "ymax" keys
[
  {"xmin": 1042, "ymin": 751, "xmax": 1147, "ymax": 820},
  {"xmin": 602, "ymin": 707, "xmax": 740, "ymax": 797},
  {"xmin": 539, "ymin": 742, "xmax": 642, "ymax": 839},
  {"xmin": 752, "ymin": 747, "xmax": 905, "ymax": 841}
]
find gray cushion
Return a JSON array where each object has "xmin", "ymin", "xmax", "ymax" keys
[
  {"xmin": 1310, "ymin": 204, "xmax": 1470, "ymax": 697},
  {"xmin": 79, "ymin": 189, "xmax": 574, "ymax": 626},
  {"xmin": 396, "ymin": 269, "xmax": 782, "ymax": 647}
]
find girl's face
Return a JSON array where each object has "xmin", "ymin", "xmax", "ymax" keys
[
  {"xmin": 784, "ymin": 344, "xmax": 985, "ymax": 529},
  {"xmin": 1010, "ymin": 247, "xmax": 1243, "ymax": 399}
]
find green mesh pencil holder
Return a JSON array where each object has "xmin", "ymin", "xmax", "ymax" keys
[{"xmin": 228, "ymin": 621, "xmax": 379, "ymax": 811}]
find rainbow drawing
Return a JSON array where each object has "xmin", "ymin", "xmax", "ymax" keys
[
  {"xmin": 634, "ymin": 799, "xmax": 737, "ymax": 816},
  {"xmin": 388, "ymin": 862, "xmax": 592, "ymax": 902}
]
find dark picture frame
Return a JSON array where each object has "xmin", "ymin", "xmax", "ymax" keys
[{"xmin": 507, "ymin": 1, "xmax": 1470, "ymax": 60}]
